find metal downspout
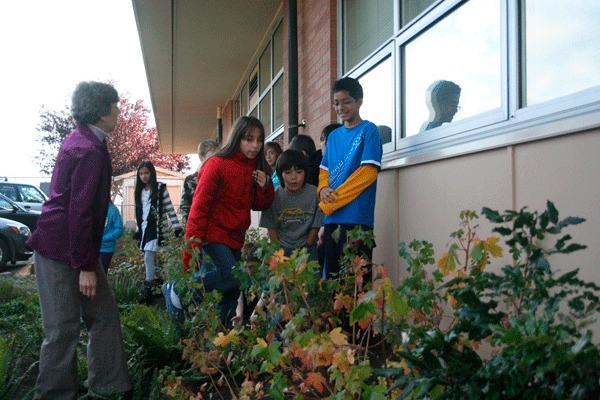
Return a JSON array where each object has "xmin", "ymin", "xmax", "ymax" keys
[{"xmin": 287, "ymin": 0, "xmax": 299, "ymax": 141}]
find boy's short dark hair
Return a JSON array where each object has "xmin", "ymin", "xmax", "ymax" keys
[
  {"xmin": 275, "ymin": 149, "xmax": 308, "ymax": 189},
  {"xmin": 288, "ymin": 134, "xmax": 317, "ymax": 157},
  {"xmin": 333, "ymin": 77, "xmax": 363, "ymax": 100},
  {"xmin": 320, "ymin": 123, "xmax": 342, "ymax": 144}
]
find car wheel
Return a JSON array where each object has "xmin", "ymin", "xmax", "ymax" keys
[{"xmin": 0, "ymin": 240, "xmax": 8, "ymax": 269}]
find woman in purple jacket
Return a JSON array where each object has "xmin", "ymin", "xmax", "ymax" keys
[{"xmin": 27, "ymin": 81, "xmax": 132, "ymax": 399}]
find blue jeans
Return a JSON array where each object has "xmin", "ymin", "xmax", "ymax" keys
[{"xmin": 193, "ymin": 243, "xmax": 241, "ymax": 325}]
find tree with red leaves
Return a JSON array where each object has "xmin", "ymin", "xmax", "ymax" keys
[{"xmin": 36, "ymin": 93, "xmax": 189, "ymax": 195}]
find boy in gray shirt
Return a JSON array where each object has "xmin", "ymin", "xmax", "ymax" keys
[{"xmin": 260, "ymin": 149, "xmax": 324, "ymax": 261}]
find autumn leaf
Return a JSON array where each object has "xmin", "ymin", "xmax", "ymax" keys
[
  {"xmin": 484, "ymin": 236, "xmax": 504, "ymax": 258},
  {"xmin": 438, "ymin": 243, "xmax": 459, "ymax": 276},
  {"xmin": 305, "ymin": 372, "xmax": 327, "ymax": 393},
  {"xmin": 329, "ymin": 327, "xmax": 348, "ymax": 346},
  {"xmin": 212, "ymin": 329, "xmax": 240, "ymax": 347},
  {"xmin": 333, "ymin": 293, "xmax": 352, "ymax": 312}
]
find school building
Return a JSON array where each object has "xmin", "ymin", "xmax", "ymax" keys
[{"xmin": 132, "ymin": 0, "xmax": 599, "ymax": 330}]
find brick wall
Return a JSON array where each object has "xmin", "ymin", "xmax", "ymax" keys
[{"xmin": 283, "ymin": 0, "xmax": 339, "ymax": 147}]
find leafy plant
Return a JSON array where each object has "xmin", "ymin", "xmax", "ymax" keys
[
  {"xmin": 121, "ymin": 304, "xmax": 183, "ymax": 400},
  {"xmin": 378, "ymin": 201, "xmax": 600, "ymax": 400},
  {"xmin": 0, "ymin": 335, "xmax": 37, "ymax": 400}
]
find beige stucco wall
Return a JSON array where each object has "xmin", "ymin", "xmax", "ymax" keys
[{"xmin": 373, "ymin": 129, "xmax": 600, "ymax": 334}]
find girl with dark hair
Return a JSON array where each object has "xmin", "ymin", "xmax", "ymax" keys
[
  {"xmin": 182, "ymin": 116, "xmax": 274, "ymax": 325},
  {"xmin": 134, "ymin": 161, "xmax": 181, "ymax": 301}
]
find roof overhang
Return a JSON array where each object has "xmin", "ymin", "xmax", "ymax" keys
[{"xmin": 132, "ymin": 0, "xmax": 282, "ymax": 154}]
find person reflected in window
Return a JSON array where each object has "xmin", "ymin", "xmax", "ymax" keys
[{"xmin": 420, "ymin": 80, "xmax": 461, "ymax": 131}]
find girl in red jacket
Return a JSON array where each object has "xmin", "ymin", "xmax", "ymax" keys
[{"xmin": 182, "ymin": 116, "xmax": 274, "ymax": 325}]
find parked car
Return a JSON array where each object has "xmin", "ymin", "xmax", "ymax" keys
[
  {"xmin": 0, "ymin": 181, "xmax": 48, "ymax": 211},
  {"xmin": 0, "ymin": 217, "xmax": 33, "ymax": 269},
  {"xmin": 0, "ymin": 193, "xmax": 41, "ymax": 232}
]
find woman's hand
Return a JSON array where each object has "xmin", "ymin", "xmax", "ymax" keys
[
  {"xmin": 80, "ymin": 270, "xmax": 97, "ymax": 299},
  {"xmin": 252, "ymin": 170, "xmax": 269, "ymax": 188},
  {"xmin": 319, "ymin": 186, "xmax": 337, "ymax": 203}
]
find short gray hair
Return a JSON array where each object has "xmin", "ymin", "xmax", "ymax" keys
[{"xmin": 71, "ymin": 81, "xmax": 119, "ymax": 125}]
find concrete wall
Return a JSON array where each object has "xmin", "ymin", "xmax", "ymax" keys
[{"xmin": 373, "ymin": 129, "xmax": 600, "ymax": 333}]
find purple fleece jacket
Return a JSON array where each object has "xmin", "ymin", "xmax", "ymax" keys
[{"xmin": 27, "ymin": 124, "xmax": 112, "ymax": 271}]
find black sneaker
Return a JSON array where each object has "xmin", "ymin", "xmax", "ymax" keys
[
  {"xmin": 152, "ymin": 277, "xmax": 164, "ymax": 286},
  {"xmin": 140, "ymin": 281, "xmax": 154, "ymax": 304}
]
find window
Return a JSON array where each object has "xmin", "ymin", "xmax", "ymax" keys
[
  {"xmin": 0, "ymin": 197, "xmax": 12, "ymax": 211},
  {"xmin": 340, "ymin": 0, "xmax": 600, "ymax": 165},
  {"xmin": 522, "ymin": 0, "xmax": 600, "ymax": 106},
  {"xmin": 273, "ymin": 77, "xmax": 284, "ymax": 130},
  {"xmin": 273, "ymin": 22, "xmax": 283, "ymax": 74},
  {"xmin": 234, "ymin": 18, "xmax": 284, "ymax": 135},
  {"xmin": 353, "ymin": 54, "xmax": 394, "ymax": 148},
  {"xmin": 19, "ymin": 185, "xmax": 45, "ymax": 203},
  {"xmin": 342, "ymin": 0, "xmax": 393, "ymax": 74},
  {"xmin": 404, "ymin": 0, "xmax": 501, "ymax": 136},
  {"xmin": 401, "ymin": 0, "xmax": 437, "ymax": 26},
  {"xmin": 259, "ymin": 45, "xmax": 272, "ymax": 95},
  {"xmin": 0, "ymin": 185, "xmax": 17, "ymax": 201},
  {"xmin": 260, "ymin": 91, "xmax": 272, "ymax": 134}
]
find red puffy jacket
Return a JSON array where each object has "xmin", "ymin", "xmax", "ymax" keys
[{"xmin": 183, "ymin": 151, "xmax": 274, "ymax": 270}]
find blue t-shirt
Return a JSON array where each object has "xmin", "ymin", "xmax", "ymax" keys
[{"xmin": 320, "ymin": 120, "xmax": 382, "ymax": 227}]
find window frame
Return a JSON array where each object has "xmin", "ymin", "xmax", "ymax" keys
[
  {"xmin": 337, "ymin": 0, "xmax": 600, "ymax": 169},
  {"xmin": 233, "ymin": 17, "xmax": 284, "ymax": 135}
]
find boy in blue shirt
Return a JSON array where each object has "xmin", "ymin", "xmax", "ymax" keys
[{"xmin": 318, "ymin": 77, "xmax": 383, "ymax": 280}]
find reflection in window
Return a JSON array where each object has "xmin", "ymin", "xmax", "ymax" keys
[
  {"xmin": 343, "ymin": 0, "xmax": 393, "ymax": 74},
  {"xmin": 402, "ymin": 0, "xmax": 436, "ymax": 26},
  {"xmin": 0, "ymin": 198, "xmax": 11, "ymax": 211},
  {"xmin": 259, "ymin": 45, "xmax": 271, "ymax": 95},
  {"xmin": 357, "ymin": 56, "xmax": 393, "ymax": 145},
  {"xmin": 20, "ymin": 186, "xmax": 45, "ymax": 202},
  {"xmin": 273, "ymin": 22, "xmax": 283, "ymax": 75},
  {"xmin": 273, "ymin": 77, "xmax": 284, "ymax": 130},
  {"xmin": 404, "ymin": 0, "xmax": 501, "ymax": 136},
  {"xmin": 241, "ymin": 83, "xmax": 248, "ymax": 116},
  {"xmin": 523, "ymin": 0, "xmax": 600, "ymax": 106},
  {"xmin": 260, "ymin": 91, "xmax": 272, "ymax": 134}
]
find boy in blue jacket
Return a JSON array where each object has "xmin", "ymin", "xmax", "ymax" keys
[{"xmin": 99, "ymin": 200, "xmax": 125, "ymax": 272}]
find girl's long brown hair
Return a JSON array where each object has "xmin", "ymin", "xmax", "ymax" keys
[{"xmin": 215, "ymin": 116, "xmax": 268, "ymax": 172}]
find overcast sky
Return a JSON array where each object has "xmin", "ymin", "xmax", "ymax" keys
[{"xmin": 0, "ymin": 0, "xmax": 156, "ymax": 184}]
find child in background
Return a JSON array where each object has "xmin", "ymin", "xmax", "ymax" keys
[
  {"xmin": 179, "ymin": 139, "xmax": 219, "ymax": 227},
  {"xmin": 319, "ymin": 77, "xmax": 383, "ymax": 280},
  {"xmin": 316, "ymin": 123, "xmax": 342, "ymax": 266},
  {"xmin": 264, "ymin": 141, "xmax": 283, "ymax": 188},
  {"xmin": 288, "ymin": 134, "xmax": 321, "ymax": 187},
  {"xmin": 182, "ymin": 116, "xmax": 274, "ymax": 325},
  {"xmin": 99, "ymin": 200, "xmax": 124, "ymax": 272},
  {"xmin": 260, "ymin": 149, "xmax": 324, "ymax": 261},
  {"xmin": 134, "ymin": 161, "xmax": 182, "ymax": 302},
  {"xmin": 320, "ymin": 123, "xmax": 342, "ymax": 154}
]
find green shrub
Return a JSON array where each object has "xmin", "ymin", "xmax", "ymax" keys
[
  {"xmin": 121, "ymin": 304, "xmax": 183, "ymax": 400},
  {"xmin": 0, "ymin": 335, "xmax": 38, "ymax": 400},
  {"xmin": 161, "ymin": 201, "xmax": 599, "ymax": 399}
]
